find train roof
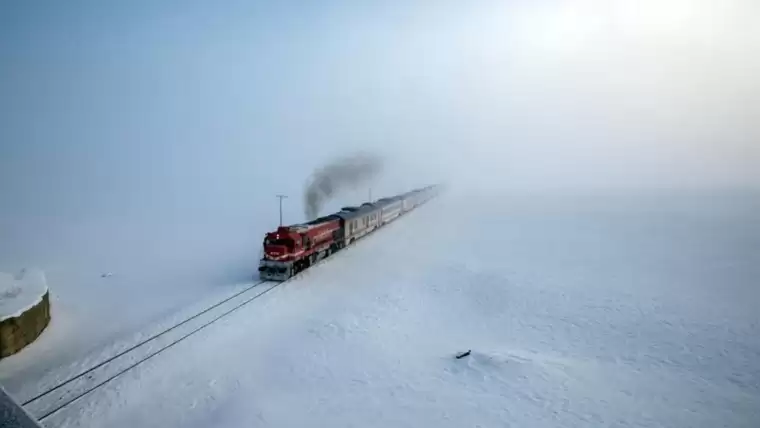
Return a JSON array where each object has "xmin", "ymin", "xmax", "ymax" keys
[
  {"xmin": 356, "ymin": 203, "xmax": 380, "ymax": 214},
  {"xmin": 331, "ymin": 184, "xmax": 437, "ymax": 221},
  {"xmin": 284, "ymin": 214, "xmax": 340, "ymax": 232},
  {"xmin": 377, "ymin": 196, "xmax": 402, "ymax": 203},
  {"xmin": 301, "ymin": 214, "xmax": 340, "ymax": 226},
  {"xmin": 335, "ymin": 203, "xmax": 380, "ymax": 220},
  {"xmin": 334, "ymin": 210, "xmax": 360, "ymax": 220}
]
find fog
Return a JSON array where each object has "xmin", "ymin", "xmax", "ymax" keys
[
  {"xmin": 3, "ymin": 0, "xmax": 759, "ymax": 222},
  {"xmin": 1, "ymin": 0, "xmax": 758, "ymax": 257},
  {"xmin": 1, "ymin": 0, "xmax": 759, "ymax": 392}
]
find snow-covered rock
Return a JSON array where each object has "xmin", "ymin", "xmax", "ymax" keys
[
  {"xmin": 0, "ymin": 269, "xmax": 48, "ymax": 323},
  {"xmin": 0, "ymin": 268, "xmax": 51, "ymax": 359}
]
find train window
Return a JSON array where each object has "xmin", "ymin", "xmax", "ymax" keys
[{"xmin": 266, "ymin": 238, "xmax": 294, "ymax": 250}]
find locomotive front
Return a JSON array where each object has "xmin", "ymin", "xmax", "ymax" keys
[{"xmin": 258, "ymin": 226, "xmax": 299, "ymax": 280}]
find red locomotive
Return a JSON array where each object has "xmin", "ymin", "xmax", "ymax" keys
[
  {"xmin": 258, "ymin": 185, "xmax": 439, "ymax": 280},
  {"xmin": 259, "ymin": 216, "xmax": 343, "ymax": 279}
]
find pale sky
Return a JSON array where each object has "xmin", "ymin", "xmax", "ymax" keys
[{"xmin": 1, "ymin": 0, "xmax": 759, "ymax": 227}]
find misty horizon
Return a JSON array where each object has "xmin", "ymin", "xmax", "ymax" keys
[
  {"xmin": 1, "ymin": 3, "xmax": 759, "ymax": 426},
  {"xmin": 1, "ymin": 0, "xmax": 759, "ymax": 263}
]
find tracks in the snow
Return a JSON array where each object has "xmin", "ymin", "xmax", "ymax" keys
[
  {"xmin": 22, "ymin": 278, "xmax": 283, "ymax": 422},
  {"xmin": 19, "ymin": 201, "xmax": 438, "ymax": 422}
]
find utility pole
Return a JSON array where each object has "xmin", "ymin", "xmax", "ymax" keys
[{"xmin": 276, "ymin": 194, "xmax": 288, "ymax": 226}]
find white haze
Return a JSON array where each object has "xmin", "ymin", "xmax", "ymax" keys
[
  {"xmin": 368, "ymin": 0, "xmax": 760, "ymax": 192},
  {"xmin": 0, "ymin": 0, "xmax": 759, "ymax": 386},
  {"xmin": 1, "ymin": 0, "xmax": 758, "ymax": 219}
]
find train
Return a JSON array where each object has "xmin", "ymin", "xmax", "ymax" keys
[{"xmin": 258, "ymin": 185, "xmax": 439, "ymax": 281}]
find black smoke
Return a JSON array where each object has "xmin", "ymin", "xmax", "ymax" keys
[{"xmin": 304, "ymin": 153, "xmax": 384, "ymax": 220}]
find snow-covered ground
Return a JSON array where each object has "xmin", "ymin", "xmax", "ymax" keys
[
  {"xmin": 0, "ymin": 206, "xmax": 272, "ymax": 387},
  {"xmin": 3, "ymin": 191, "xmax": 757, "ymax": 427}
]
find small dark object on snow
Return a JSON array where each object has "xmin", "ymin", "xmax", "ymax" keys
[{"xmin": 455, "ymin": 350, "xmax": 471, "ymax": 359}]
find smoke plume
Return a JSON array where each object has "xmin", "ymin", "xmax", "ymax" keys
[{"xmin": 304, "ymin": 153, "xmax": 384, "ymax": 220}]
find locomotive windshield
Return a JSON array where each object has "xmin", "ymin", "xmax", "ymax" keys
[{"xmin": 265, "ymin": 238, "xmax": 294, "ymax": 250}]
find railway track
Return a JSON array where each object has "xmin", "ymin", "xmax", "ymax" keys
[
  {"xmin": 22, "ymin": 278, "xmax": 281, "ymax": 422},
  {"xmin": 20, "ymin": 199, "xmax": 438, "ymax": 422}
]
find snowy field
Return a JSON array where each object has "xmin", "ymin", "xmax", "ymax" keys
[
  {"xmin": 0, "ymin": 209, "xmax": 269, "ymax": 395},
  {"xmin": 2, "ymin": 1, "xmax": 759, "ymax": 426},
  {"xmin": 2, "ymin": 191, "xmax": 758, "ymax": 427}
]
